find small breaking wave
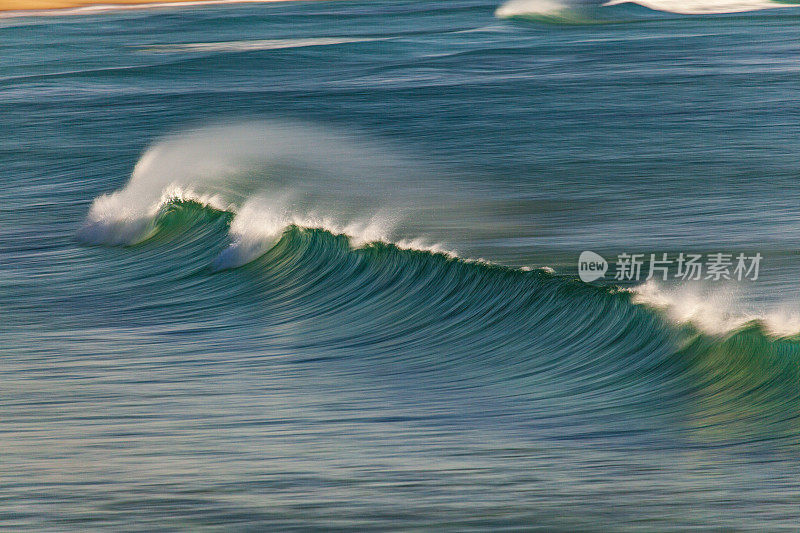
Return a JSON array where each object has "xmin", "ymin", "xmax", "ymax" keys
[
  {"xmin": 211, "ymin": 196, "xmax": 457, "ymax": 270},
  {"xmin": 494, "ymin": 0, "xmax": 600, "ymax": 23},
  {"xmin": 494, "ymin": 0, "xmax": 796, "ymax": 22},
  {"xmin": 602, "ymin": 0, "xmax": 789, "ymax": 13}
]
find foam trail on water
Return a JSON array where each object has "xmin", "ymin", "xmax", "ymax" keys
[
  {"xmin": 631, "ymin": 280, "xmax": 800, "ymax": 337},
  {"xmin": 146, "ymin": 37, "xmax": 389, "ymax": 54}
]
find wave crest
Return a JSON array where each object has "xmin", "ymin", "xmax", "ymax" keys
[{"xmin": 79, "ymin": 121, "xmax": 456, "ymax": 267}]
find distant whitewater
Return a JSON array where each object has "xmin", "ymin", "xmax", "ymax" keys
[
  {"xmin": 495, "ymin": 0, "xmax": 795, "ymax": 20},
  {"xmin": 601, "ymin": 0, "xmax": 788, "ymax": 13}
]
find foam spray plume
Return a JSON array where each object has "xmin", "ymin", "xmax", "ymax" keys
[{"xmin": 79, "ymin": 121, "xmax": 458, "ymax": 268}]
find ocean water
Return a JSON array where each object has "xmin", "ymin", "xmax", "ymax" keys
[{"xmin": 3, "ymin": 0, "xmax": 800, "ymax": 530}]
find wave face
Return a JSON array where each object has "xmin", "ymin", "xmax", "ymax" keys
[
  {"xmin": 106, "ymin": 198, "xmax": 800, "ymax": 440},
  {"xmin": 87, "ymin": 196, "xmax": 800, "ymax": 459}
]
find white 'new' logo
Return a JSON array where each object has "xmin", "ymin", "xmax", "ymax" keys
[{"xmin": 578, "ymin": 251, "xmax": 607, "ymax": 283}]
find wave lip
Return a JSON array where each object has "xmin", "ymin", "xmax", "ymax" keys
[{"xmin": 78, "ymin": 184, "xmax": 231, "ymax": 245}]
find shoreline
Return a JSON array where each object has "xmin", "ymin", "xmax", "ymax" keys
[{"xmin": 0, "ymin": 0, "xmax": 307, "ymax": 16}]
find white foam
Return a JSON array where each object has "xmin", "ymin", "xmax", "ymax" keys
[
  {"xmin": 631, "ymin": 280, "xmax": 800, "ymax": 338},
  {"xmin": 79, "ymin": 184, "xmax": 230, "ymax": 245},
  {"xmin": 209, "ymin": 192, "xmax": 462, "ymax": 270},
  {"xmin": 212, "ymin": 195, "xmax": 393, "ymax": 269},
  {"xmin": 78, "ymin": 124, "xmax": 273, "ymax": 245}
]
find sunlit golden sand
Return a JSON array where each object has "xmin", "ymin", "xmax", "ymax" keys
[{"xmin": 0, "ymin": 0, "xmax": 300, "ymax": 13}]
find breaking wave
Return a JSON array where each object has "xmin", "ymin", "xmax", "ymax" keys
[
  {"xmin": 82, "ymin": 197, "xmax": 800, "ymax": 443},
  {"xmin": 78, "ymin": 121, "xmax": 800, "ymax": 446},
  {"xmin": 494, "ymin": 0, "xmax": 796, "ymax": 22}
]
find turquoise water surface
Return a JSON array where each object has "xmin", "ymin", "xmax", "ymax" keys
[{"xmin": 3, "ymin": 0, "xmax": 800, "ymax": 529}]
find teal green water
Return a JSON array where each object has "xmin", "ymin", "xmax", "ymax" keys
[{"xmin": 3, "ymin": 1, "xmax": 800, "ymax": 530}]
